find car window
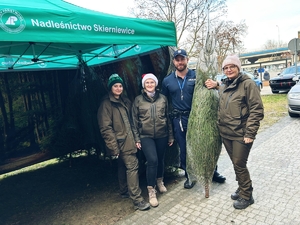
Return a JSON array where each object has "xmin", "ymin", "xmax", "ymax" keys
[
  {"xmin": 216, "ymin": 75, "xmax": 223, "ymax": 81},
  {"xmin": 281, "ymin": 66, "xmax": 300, "ymax": 75},
  {"xmin": 245, "ymin": 73, "xmax": 254, "ymax": 79},
  {"xmin": 242, "ymin": 72, "xmax": 256, "ymax": 80}
]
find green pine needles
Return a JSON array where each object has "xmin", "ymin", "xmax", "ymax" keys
[
  {"xmin": 186, "ymin": 32, "xmax": 222, "ymax": 197},
  {"xmin": 186, "ymin": 78, "xmax": 221, "ymax": 189}
]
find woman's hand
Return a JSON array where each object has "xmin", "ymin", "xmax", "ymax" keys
[
  {"xmin": 244, "ymin": 137, "xmax": 253, "ymax": 144},
  {"xmin": 205, "ymin": 79, "xmax": 218, "ymax": 89},
  {"xmin": 168, "ymin": 141, "xmax": 174, "ymax": 146}
]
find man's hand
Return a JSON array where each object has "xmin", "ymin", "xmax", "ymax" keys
[{"xmin": 136, "ymin": 142, "xmax": 142, "ymax": 150}]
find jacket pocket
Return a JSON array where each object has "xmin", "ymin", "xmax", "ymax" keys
[{"xmin": 117, "ymin": 138, "xmax": 125, "ymax": 151}]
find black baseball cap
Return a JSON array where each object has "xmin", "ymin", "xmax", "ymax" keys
[{"xmin": 173, "ymin": 49, "xmax": 188, "ymax": 58}]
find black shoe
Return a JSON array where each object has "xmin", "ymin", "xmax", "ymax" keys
[
  {"xmin": 120, "ymin": 192, "xmax": 130, "ymax": 198},
  {"xmin": 231, "ymin": 189, "xmax": 240, "ymax": 200},
  {"xmin": 233, "ymin": 196, "xmax": 254, "ymax": 209},
  {"xmin": 134, "ymin": 200, "xmax": 150, "ymax": 211},
  {"xmin": 212, "ymin": 171, "xmax": 226, "ymax": 183},
  {"xmin": 184, "ymin": 179, "xmax": 196, "ymax": 189}
]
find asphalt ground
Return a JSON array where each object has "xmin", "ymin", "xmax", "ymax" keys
[{"xmin": 260, "ymin": 83, "xmax": 272, "ymax": 95}]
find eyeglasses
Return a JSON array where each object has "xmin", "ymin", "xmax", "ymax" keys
[{"xmin": 223, "ymin": 65, "xmax": 236, "ymax": 71}]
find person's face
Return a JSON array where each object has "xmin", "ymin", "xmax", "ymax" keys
[
  {"xmin": 111, "ymin": 83, "xmax": 123, "ymax": 98},
  {"xmin": 144, "ymin": 78, "xmax": 156, "ymax": 93},
  {"xmin": 223, "ymin": 64, "xmax": 239, "ymax": 79},
  {"xmin": 173, "ymin": 55, "xmax": 188, "ymax": 72}
]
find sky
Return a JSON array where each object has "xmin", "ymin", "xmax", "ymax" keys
[
  {"xmin": 66, "ymin": 0, "xmax": 300, "ymax": 52},
  {"xmin": 224, "ymin": 0, "xmax": 300, "ymax": 51}
]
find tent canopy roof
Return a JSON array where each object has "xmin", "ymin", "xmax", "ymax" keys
[{"xmin": 0, "ymin": 0, "xmax": 177, "ymax": 71}]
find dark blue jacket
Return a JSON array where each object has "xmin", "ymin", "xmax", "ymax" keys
[{"xmin": 161, "ymin": 69, "xmax": 196, "ymax": 111}]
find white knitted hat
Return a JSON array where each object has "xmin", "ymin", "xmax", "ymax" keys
[
  {"xmin": 142, "ymin": 73, "xmax": 158, "ymax": 88},
  {"xmin": 222, "ymin": 54, "xmax": 241, "ymax": 71}
]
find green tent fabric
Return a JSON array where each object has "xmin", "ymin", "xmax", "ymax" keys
[{"xmin": 0, "ymin": 0, "xmax": 177, "ymax": 71}]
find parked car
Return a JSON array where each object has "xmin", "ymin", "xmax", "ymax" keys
[
  {"xmin": 216, "ymin": 74, "xmax": 225, "ymax": 85},
  {"xmin": 287, "ymin": 76, "xmax": 300, "ymax": 117},
  {"xmin": 242, "ymin": 71, "xmax": 263, "ymax": 91},
  {"xmin": 216, "ymin": 72, "xmax": 262, "ymax": 90},
  {"xmin": 269, "ymin": 65, "xmax": 300, "ymax": 94}
]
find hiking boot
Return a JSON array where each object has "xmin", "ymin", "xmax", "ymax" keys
[
  {"xmin": 231, "ymin": 189, "xmax": 240, "ymax": 200},
  {"xmin": 157, "ymin": 178, "xmax": 167, "ymax": 193},
  {"xmin": 134, "ymin": 200, "xmax": 150, "ymax": 211},
  {"xmin": 147, "ymin": 186, "xmax": 159, "ymax": 207},
  {"xmin": 184, "ymin": 179, "xmax": 196, "ymax": 189},
  {"xmin": 212, "ymin": 170, "xmax": 226, "ymax": 183},
  {"xmin": 233, "ymin": 196, "xmax": 254, "ymax": 209},
  {"xmin": 120, "ymin": 192, "xmax": 129, "ymax": 198}
]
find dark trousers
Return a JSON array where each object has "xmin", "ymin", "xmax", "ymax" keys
[
  {"xmin": 173, "ymin": 116, "xmax": 219, "ymax": 179},
  {"xmin": 141, "ymin": 137, "xmax": 168, "ymax": 187},
  {"xmin": 172, "ymin": 116, "xmax": 189, "ymax": 178},
  {"xmin": 118, "ymin": 153, "xmax": 144, "ymax": 204},
  {"xmin": 222, "ymin": 138, "xmax": 253, "ymax": 200}
]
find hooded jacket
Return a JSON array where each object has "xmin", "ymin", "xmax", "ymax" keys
[
  {"xmin": 131, "ymin": 90, "xmax": 174, "ymax": 143},
  {"xmin": 97, "ymin": 93, "xmax": 137, "ymax": 156},
  {"xmin": 218, "ymin": 73, "xmax": 264, "ymax": 140}
]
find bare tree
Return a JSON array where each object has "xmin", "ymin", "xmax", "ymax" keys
[
  {"xmin": 214, "ymin": 20, "xmax": 248, "ymax": 72},
  {"xmin": 129, "ymin": 0, "xmax": 227, "ymax": 56},
  {"xmin": 263, "ymin": 39, "xmax": 286, "ymax": 49},
  {"xmin": 130, "ymin": 0, "xmax": 249, "ymax": 72}
]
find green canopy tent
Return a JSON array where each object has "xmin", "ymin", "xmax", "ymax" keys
[
  {"xmin": 0, "ymin": 0, "xmax": 177, "ymax": 71},
  {"xmin": 0, "ymin": 0, "xmax": 177, "ymax": 167}
]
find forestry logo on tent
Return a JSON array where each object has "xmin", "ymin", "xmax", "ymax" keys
[{"xmin": 0, "ymin": 9, "xmax": 26, "ymax": 34}]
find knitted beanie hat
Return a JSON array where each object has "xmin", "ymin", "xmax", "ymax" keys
[
  {"xmin": 222, "ymin": 54, "xmax": 241, "ymax": 71},
  {"xmin": 141, "ymin": 73, "xmax": 158, "ymax": 88},
  {"xmin": 107, "ymin": 74, "xmax": 123, "ymax": 90}
]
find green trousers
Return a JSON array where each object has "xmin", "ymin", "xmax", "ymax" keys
[
  {"xmin": 222, "ymin": 138, "xmax": 253, "ymax": 200},
  {"xmin": 118, "ymin": 153, "xmax": 144, "ymax": 204}
]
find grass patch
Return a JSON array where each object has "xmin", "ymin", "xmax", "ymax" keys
[{"xmin": 259, "ymin": 93, "xmax": 288, "ymax": 132}]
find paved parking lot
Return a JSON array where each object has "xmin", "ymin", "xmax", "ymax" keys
[
  {"xmin": 260, "ymin": 84, "xmax": 273, "ymax": 95},
  {"xmin": 115, "ymin": 116, "xmax": 300, "ymax": 225}
]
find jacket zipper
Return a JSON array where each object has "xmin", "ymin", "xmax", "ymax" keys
[{"xmin": 150, "ymin": 103, "xmax": 156, "ymax": 138}]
